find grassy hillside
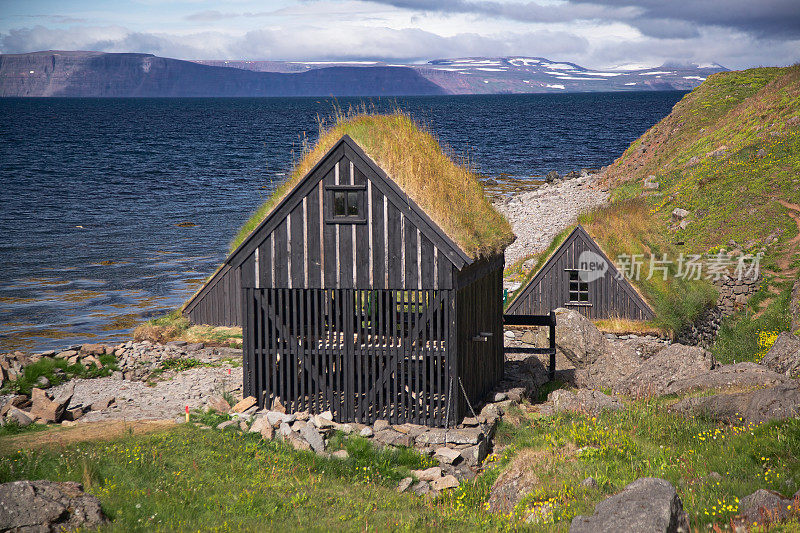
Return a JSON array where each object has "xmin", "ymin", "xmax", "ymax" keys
[
  {"xmin": 232, "ymin": 111, "xmax": 513, "ymax": 259},
  {"xmin": 588, "ymin": 65, "xmax": 800, "ymax": 358}
]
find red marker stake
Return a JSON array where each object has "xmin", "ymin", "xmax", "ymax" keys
[{"xmin": 185, "ymin": 405, "xmax": 190, "ymax": 423}]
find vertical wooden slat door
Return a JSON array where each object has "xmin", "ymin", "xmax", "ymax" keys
[{"xmin": 245, "ymin": 287, "xmax": 453, "ymax": 425}]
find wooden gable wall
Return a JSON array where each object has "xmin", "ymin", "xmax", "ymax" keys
[
  {"xmin": 235, "ymin": 138, "xmax": 468, "ymax": 291},
  {"xmin": 506, "ymin": 226, "xmax": 654, "ymax": 320}
]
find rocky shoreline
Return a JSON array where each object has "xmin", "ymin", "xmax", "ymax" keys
[{"xmin": 494, "ymin": 169, "xmax": 609, "ymax": 267}]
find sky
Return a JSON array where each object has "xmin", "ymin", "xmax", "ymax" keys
[{"xmin": 0, "ymin": 0, "xmax": 798, "ymax": 69}]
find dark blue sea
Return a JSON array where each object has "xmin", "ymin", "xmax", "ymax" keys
[{"xmin": 0, "ymin": 92, "xmax": 685, "ymax": 352}]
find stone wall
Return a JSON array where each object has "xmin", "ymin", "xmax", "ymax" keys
[
  {"xmin": 715, "ymin": 274, "xmax": 761, "ymax": 316},
  {"xmin": 677, "ymin": 274, "xmax": 761, "ymax": 348}
]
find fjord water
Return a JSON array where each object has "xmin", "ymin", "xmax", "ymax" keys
[{"xmin": 0, "ymin": 92, "xmax": 684, "ymax": 351}]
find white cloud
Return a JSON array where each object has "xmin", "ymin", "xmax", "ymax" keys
[{"xmin": 0, "ymin": 1, "xmax": 797, "ymax": 69}]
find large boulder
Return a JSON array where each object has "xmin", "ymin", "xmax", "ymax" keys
[
  {"xmin": 0, "ymin": 480, "xmax": 107, "ymax": 532},
  {"xmin": 554, "ymin": 308, "xmax": 607, "ymax": 368},
  {"xmin": 570, "ymin": 478, "xmax": 689, "ymax": 533},
  {"xmin": 761, "ymin": 332, "xmax": 800, "ymax": 377},
  {"xmin": 671, "ymin": 383, "xmax": 800, "ymax": 424},
  {"xmin": 487, "ymin": 449, "xmax": 543, "ymax": 513},
  {"xmin": 548, "ymin": 388, "xmax": 623, "ymax": 416},
  {"xmin": 574, "ymin": 340, "xmax": 650, "ymax": 390},
  {"xmin": 614, "ymin": 344, "xmax": 716, "ymax": 397},
  {"xmin": 663, "ymin": 362, "xmax": 791, "ymax": 396},
  {"xmin": 738, "ymin": 488, "xmax": 800, "ymax": 526},
  {"xmin": 28, "ymin": 383, "xmax": 74, "ymax": 423}
]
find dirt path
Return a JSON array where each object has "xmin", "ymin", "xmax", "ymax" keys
[
  {"xmin": 0, "ymin": 420, "xmax": 176, "ymax": 454},
  {"xmin": 753, "ymin": 199, "xmax": 800, "ymax": 318}
]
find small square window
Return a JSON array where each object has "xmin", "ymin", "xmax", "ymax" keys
[
  {"xmin": 328, "ymin": 186, "xmax": 365, "ymax": 223},
  {"xmin": 567, "ymin": 269, "xmax": 590, "ymax": 303}
]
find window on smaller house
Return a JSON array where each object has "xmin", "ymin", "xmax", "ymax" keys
[
  {"xmin": 328, "ymin": 185, "xmax": 366, "ymax": 223},
  {"xmin": 567, "ymin": 269, "xmax": 590, "ymax": 303}
]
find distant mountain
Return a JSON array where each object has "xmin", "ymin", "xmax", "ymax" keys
[
  {"xmin": 0, "ymin": 51, "xmax": 727, "ymax": 97},
  {"xmin": 195, "ymin": 56, "xmax": 728, "ymax": 94},
  {"xmin": 0, "ymin": 51, "xmax": 446, "ymax": 97}
]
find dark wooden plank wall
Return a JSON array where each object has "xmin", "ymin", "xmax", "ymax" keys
[
  {"xmin": 185, "ymin": 136, "xmax": 467, "ymax": 327},
  {"xmin": 506, "ymin": 227, "xmax": 654, "ymax": 320},
  {"xmin": 184, "ymin": 266, "xmax": 242, "ymax": 326},
  {"xmin": 243, "ymin": 154, "xmax": 455, "ymax": 291},
  {"xmin": 454, "ymin": 264, "xmax": 504, "ymax": 420}
]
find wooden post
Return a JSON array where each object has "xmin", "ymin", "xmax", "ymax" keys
[{"xmin": 549, "ymin": 310, "xmax": 556, "ymax": 381}]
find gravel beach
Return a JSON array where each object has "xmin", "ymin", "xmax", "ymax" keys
[{"xmin": 495, "ymin": 174, "xmax": 610, "ymax": 266}]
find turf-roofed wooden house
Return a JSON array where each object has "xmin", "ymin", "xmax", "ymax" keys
[
  {"xmin": 183, "ymin": 116, "xmax": 513, "ymax": 426},
  {"xmin": 506, "ymin": 225, "xmax": 654, "ymax": 320}
]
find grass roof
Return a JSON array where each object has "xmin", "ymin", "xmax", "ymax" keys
[{"xmin": 231, "ymin": 111, "xmax": 514, "ymax": 259}]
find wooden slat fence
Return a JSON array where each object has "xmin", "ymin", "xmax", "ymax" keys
[{"xmin": 244, "ymin": 287, "xmax": 455, "ymax": 426}]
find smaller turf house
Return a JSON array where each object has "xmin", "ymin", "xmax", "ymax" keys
[
  {"xmin": 506, "ymin": 225, "xmax": 654, "ymax": 320},
  {"xmin": 184, "ymin": 115, "xmax": 514, "ymax": 426}
]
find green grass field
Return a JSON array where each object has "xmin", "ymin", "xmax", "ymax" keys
[{"xmin": 2, "ymin": 398, "xmax": 798, "ymax": 531}]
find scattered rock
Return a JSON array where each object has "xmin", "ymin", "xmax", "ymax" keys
[
  {"xmin": 216, "ymin": 420, "xmax": 238, "ymax": 430},
  {"xmin": 89, "ymin": 396, "xmax": 115, "ymax": 412},
  {"xmin": 249, "ymin": 416, "xmax": 268, "ymax": 434},
  {"xmin": 373, "ymin": 419, "xmax": 390, "ymax": 432},
  {"xmin": 554, "ymin": 308, "xmax": 607, "ymax": 368},
  {"xmin": 570, "ymin": 478, "xmax": 689, "ymax": 533},
  {"xmin": 299, "ymin": 423, "xmax": 326, "ymax": 454},
  {"xmin": 460, "ymin": 441, "xmax": 488, "ymax": 465},
  {"xmin": 672, "ymin": 383, "xmax": 800, "ymax": 424},
  {"xmin": 412, "ymin": 466, "xmax": 442, "ymax": 482},
  {"xmin": 260, "ymin": 424, "xmax": 275, "ymax": 440},
  {"xmin": 412, "ymin": 481, "xmax": 431, "ymax": 496},
  {"xmin": 286, "ymin": 432, "xmax": 312, "ymax": 452},
  {"xmin": 80, "ymin": 343, "xmax": 106, "ymax": 356},
  {"xmin": 488, "ymin": 449, "xmax": 542, "ymax": 513},
  {"xmin": 397, "ymin": 477, "xmax": 413, "ymax": 493},
  {"xmin": 374, "ymin": 429, "xmax": 402, "ymax": 446},
  {"xmin": 614, "ymin": 343, "xmax": 716, "ymax": 397},
  {"xmin": 360, "ymin": 426, "xmax": 374, "ymax": 438},
  {"xmin": 671, "ymin": 208, "xmax": 689, "ymax": 220},
  {"xmin": 31, "ymin": 388, "xmax": 72, "ymax": 423},
  {"xmin": 548, "ymin": 388, "xmax": 622, "ymax": 415},
  {"xmin": 206, "ymin": 395, "xmax": 231, "ymax": 414},
  {"xmin": 5, "ymin": 406, "xmax": 33, "ymax": 427},
  {"xmin": 35, "ymin": 375, "xmax": 51, "ymax": 388},
  {"xmin": 738, "ymin": 488, "xmax": 799, "ymax": 526},
  {"xmin": 332, "ymin": 450, "xmax": 349, "ymax": 460},
  {"xmin": 461, "ymin": 416, "xmax": 479, "ymax": 427},
  {"xmin": 431, "ymin": 475, "xmax": 459, "ymax": 491},
  {"xmin": 493, "ymin": 392, "xmax": 507, "ymax": 402},
  {"xmin": 664, "ymin": 362, "xmax": 790, "ymax": 396},
  {"xmin": 545, "ymin": 171, "xmax": 559, "ymax": 183},
  {"xmin": 271, "ymin": 399, "xmax": 286, "ymax": 413},
  {"xmin": 0, "ymin": 480, "xmax": 107, "ymax": 532},
  {"xmin": 580, "ymin": 477, "xmax": 598, "ymax": 489},
  {"xmin": 231, "ymin": 396, "xmax": 257, "ymax": 413},
  {"xmin": 0, "ymin": 395, "xmax": 28, "ymax": 417},
  {"xmin": 313, "ymin": 414, "xmax": 335, "ymax": 429},
  {"xmin": 761, "ymin": 332, "xmax": 800, "ymax": 377},
  {"xmin": 434, "ymin": 447, "xmax": 462, "ymax": 465},
  {"xmin": 264, "ymin": 411, "xmax": 290, "ymax": 427}
]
